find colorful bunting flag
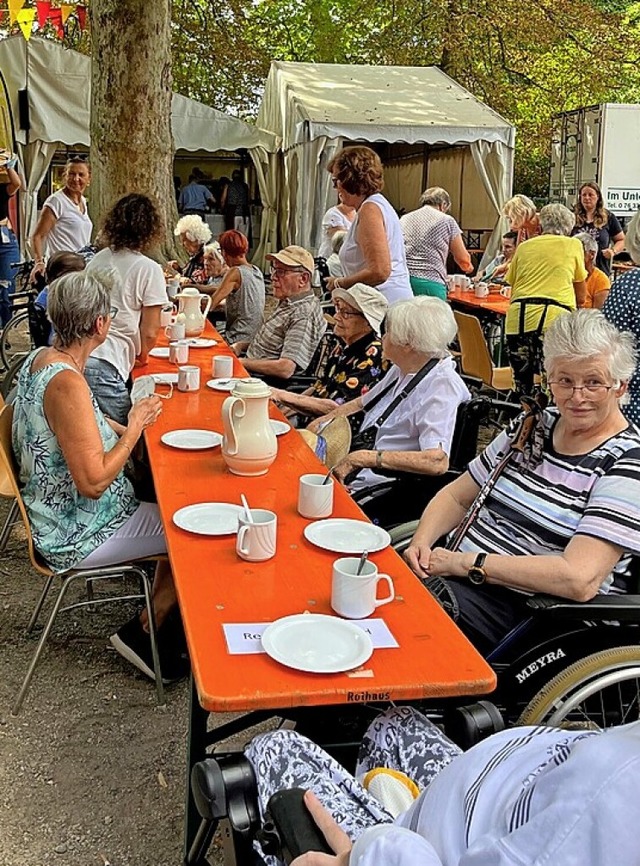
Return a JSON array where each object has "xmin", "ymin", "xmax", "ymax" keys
[
  {"xmin": 48, "ymin": 7, "xmax": 64, "ymax": 38},
  {"xmin": 8, "ymin": 0, "xmax": 25, "ymax": 25},
  {"xmin": 35, "ymin": 0, "xmax": 51, "ymax": 28},
  {"xmin": 60, "ymin": 4, "xmax": 74, "ymax": 24},
  {"xmin": 76, "ymin": 4, "xmax": 86, "ymax": 31},
  {"xmin": 16, "ymin": 7, "xmax": 36, "ymax": 40}
]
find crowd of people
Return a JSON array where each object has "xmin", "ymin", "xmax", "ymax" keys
[{"xmin": 3, "ymin": 145, "xmax": 640, "ymax": 865}]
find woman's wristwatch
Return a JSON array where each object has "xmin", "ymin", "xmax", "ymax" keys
[{"xmin": 467, "ymin": 553, "xmax": 487, "ymax": 585}]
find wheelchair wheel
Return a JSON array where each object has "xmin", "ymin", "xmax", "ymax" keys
[
  {"xmin": 1, "ymin": 352, "xmax": 27, "ymax": 401},
  {"xmin": 517, "ymin": 646, "xmax": 640, "ymax": 729},
  {"xmin": 0, "ymin": 310, "xmax": 33, "ymax": 370},
  {"xmin": 389, "ymin": 520, "xmax": 419, "ymax": 554}
]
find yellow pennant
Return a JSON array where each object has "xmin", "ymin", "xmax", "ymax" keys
[
  {"xmin": 8, "ymin": 0, "xmax": 25, "ymax": 25},
  {"xmin": 17, "ymin": 8, "xmax": 36, "ymax": 39},
  {"xmin": 60, "ymin": 3, "xmax": 74, "ymax": 24}
]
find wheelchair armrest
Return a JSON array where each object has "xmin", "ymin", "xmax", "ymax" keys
[
  {"xmin": 526, "ymin": 593, "xmax": 640, "ymax": 622},
  {"xmin": 352, "ymin": 480, "xmax": 398, "ymax": 508}
]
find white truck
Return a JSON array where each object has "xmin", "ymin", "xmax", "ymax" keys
[{"xmin": 549, "ymin": 103, "xmax": 640, "ymax": 219}]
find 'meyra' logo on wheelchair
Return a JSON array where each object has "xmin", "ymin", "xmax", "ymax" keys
[{"xmin": 515, "ymin": 648, "xmax": 566, "ymax": 684}]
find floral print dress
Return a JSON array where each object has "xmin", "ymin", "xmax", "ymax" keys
[
  {"xmin": 12, "ymin": 353, "xmax": 138, "ymax": 571},
  {"xmin": 311, "ymin": 334, "xmax": 389, "ymax": 430}
]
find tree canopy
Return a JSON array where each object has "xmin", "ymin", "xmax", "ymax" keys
[{"xmin": 171, "ymin": 0, "xmax": 640, "ymax": 195}]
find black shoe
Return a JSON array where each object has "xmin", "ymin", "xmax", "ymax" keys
[{"xmin": 110, "ymin": 614, "xmax": 179, "ymax": 684}]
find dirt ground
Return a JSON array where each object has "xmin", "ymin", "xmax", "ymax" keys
[{"xmin": 0, "ymin": 499, "xmax": 240, "ymax": 866}]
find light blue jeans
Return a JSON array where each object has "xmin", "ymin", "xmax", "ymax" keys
[
  {"xmin": 84, "ymin": 357, "xmax": 131, "ymax": 425},
  {"xmin": 0, "ymin": 225, "xmax": 19, "ymax": 327}
]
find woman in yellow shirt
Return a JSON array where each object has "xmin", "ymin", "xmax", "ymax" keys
[{"xmin": 505, "ymin": 203, "xmax": 587, "ymax": 395}]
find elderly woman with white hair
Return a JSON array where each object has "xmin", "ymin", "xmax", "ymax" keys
[
  {"xmin": 406, "ymin": 309, "xmax": 640, "ymax": 655},
  {"xmin": 167, "ymin": 214, "xmax": 212, "ymax": 286},
  {"xmin": 309, "ymin": 296, "xmax": 470, "ymax": 490},
  {"xmin": 400, "ymin": 186, "xmax": 473, "ymax": 300},
  {"xmin": 604, "ymin": 208, "xmax": 640, "ymax": 425},
  {"xmin": 505, "ymin": 202, "xmax": 587, "ymax": 395},
  {"xmin": 202, "ymin": 241, "xmax": 229, "ymax": 290},
  {"xmin": 502, "ymin": 193, "xmax": 541, "ymax": 245}
]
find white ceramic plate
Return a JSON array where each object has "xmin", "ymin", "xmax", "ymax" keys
[
  {"xmin": 173, "ymin": 503, "xmax": 243, "ymax": 535},
  {"xmin": 262, "ymin": 614, "xmax": 373, "ymax": 673},
  {"xmin": 206, "ymin": 378, "xmax": 238, "ymax": 392},
  {"xmin": 149, "ymin": 347, "xmax": 170, "ymax": 359},
  {"xmin": 186, "ymin": 338, "xmax": 217, "ymax": 348},
  {"xmin": 270, "ymin": 420, "xmax": 291, "ymax": 436},
  {"xmin": 152, "ymin": 372, "xmax": 179, "ymax": 385},
  {"xmin": 161, "ymin": 429, "xmax": 223, "ymax": 450},
  {"xmin": 303, "ymin": 519, "xmax": 391, "ymax": 554}
]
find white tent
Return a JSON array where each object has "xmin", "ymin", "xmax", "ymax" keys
[
  {"xmin": 0, "ymin": 35, "xmax": 278, "ymax": 259},
  {"xmin": 257, "ymin": 61, "xmax": 515, "ymax": 262}
]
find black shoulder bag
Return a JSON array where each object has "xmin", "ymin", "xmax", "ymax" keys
[{"xmin": 350, "ymin": 358, "xmax": 439, "ymax": 452}]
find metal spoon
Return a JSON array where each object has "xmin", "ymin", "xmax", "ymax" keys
[
  {"xmin": 356, "ymin": 550, "xmax": 369, "ymax": 575},
  {"xmin": 240, "ymin": 494, "xmax": 254, "ymax": 524}
]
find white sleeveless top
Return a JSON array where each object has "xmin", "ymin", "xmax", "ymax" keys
[{"xmin": 339, "ymin": 193, "xmax": 411, "ymax": 304}]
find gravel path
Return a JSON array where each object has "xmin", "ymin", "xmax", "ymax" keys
[{"xmin": 0, "ymin": 500, "xmax": 234, "ymax": 866}]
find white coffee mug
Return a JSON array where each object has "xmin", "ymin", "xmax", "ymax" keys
[
  {"xmin": 331, "ymin": 557, "xmax": 395, "ymax": 619},
  {"xmin": 167, "ymin": 277, "xmax": 181, "ymax": 299},
  {"xmin": 160, "ymin": 305, "xmax": 175, "ymax": 327},
  {"xmin": 500, "ymin": 285, "xmax": 512, "ymax": 299},
  {"xmin": 474, "ymin": 282, "xmax": 489, "ymax": 298},
  {"xmin": 213, "ymin": 354, "xmax": 234, "ymax": 379},
  {"xmin": 178, "ymin": 365, "xmax": 200, "ymax": 392},
  {"xmin": 166, "ymin": 320, "xmax": 186, "ymax": 341},
  {"xmin": 236, "ymin": 509, "xmax": 277, "ymax": 562},
  {"xmin": 298, "ymin": 473, "xmax": 334, "ymax": 519},
  {"xmin": 445, "ymin": 275, "xmax": 455, "ymax": 294},
  {"xmin": 169, "ymin": 340, "xmax": 189, "ymax": 365}
]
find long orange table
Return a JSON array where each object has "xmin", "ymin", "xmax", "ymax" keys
[
  {"xmin": 138, "ymin": 324, "xmax": 496, "ymax": 854},
  {"xmin": 448, "ymin": 286, "xmax": 510, "ymax": 316}
]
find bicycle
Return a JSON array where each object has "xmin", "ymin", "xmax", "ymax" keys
[{"xmin": 0, "ymin": 261, "xmax": 42, "ymax": 371}]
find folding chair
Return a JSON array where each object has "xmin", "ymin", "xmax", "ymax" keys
[
  {"xmin": 0, "ymin": 404, "xmax": 165, "ymax": 714},
  {"xmin": 0, "ymin": 394, "xmax": 19, "ymax": 552},
  {"xmin": 454, "ymin": 310, "xmax": 514, "ymax": 392}
]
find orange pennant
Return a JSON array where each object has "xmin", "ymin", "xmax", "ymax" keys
[
  {"xmin": 8, "ymin": 0, "xmax": 25, "ymax": 25},
  {"xmin": 17, "ymin": 7, "xmax": 36, "ymax": 40},
  {"xmin": 60, "ymin": 4, "xmax": 74, "ymax": 24}
]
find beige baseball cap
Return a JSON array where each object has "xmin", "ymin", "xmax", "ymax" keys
[
  {"xmin": 267, "ymin": 245, "xmax": 315, "ymax": 275},
  {"xmin": 332, "ymin": 283, "xmax": 389, "ymax": 335}
]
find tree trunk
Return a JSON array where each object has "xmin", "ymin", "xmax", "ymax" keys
[{"xmin": 89, "ymin": 0, "xmax": 178, "ymax": 259}]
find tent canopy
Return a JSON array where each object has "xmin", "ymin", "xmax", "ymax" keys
[
  {"xmin": 258, "ymin": 61, "xmax": 515, "ymax": 150},
  {"xmin": 257, "ymin": 61, "xmax": 514, "ymax": 261},
  {"xmin": 0, "ymin": 35, "xmax": 278, "ymax": 260},
  {"xmin": 0, "ymin": 36, "xmax": 277, "ymax": 152}
]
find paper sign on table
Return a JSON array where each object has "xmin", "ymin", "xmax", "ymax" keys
[{"xmin": 223, "ymin": 618, "xmax": 398, "ymax": 656}]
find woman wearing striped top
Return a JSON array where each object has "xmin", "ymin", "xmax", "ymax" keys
[{"xmin": 406, "ymin": 309, "xmax": 640, "ymax": 654}]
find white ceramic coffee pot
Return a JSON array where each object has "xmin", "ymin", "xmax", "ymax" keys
[{"xmin": 221, "ymin": 379, "xmax": 278, "ymax": 476}]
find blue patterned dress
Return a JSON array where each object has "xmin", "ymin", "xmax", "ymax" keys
[{"xmin": 12, "ymin": 352, "xmax": 138, "ymax": 571}]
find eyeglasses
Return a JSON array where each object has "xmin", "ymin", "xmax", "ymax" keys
[
  {"xmin": 271, "ymin": 266, "xmax": 305, "ymax": 278},
  {"xmin": 334, "ymin": 306, "xmax": 364, "ymax": 319},
  {"xmin": 109, "ymin": 307, "xmax": 118, "ymax": 318},
  {"xmin": 548, "ymin": 380, "xmax": 617, "ymax": 398}
]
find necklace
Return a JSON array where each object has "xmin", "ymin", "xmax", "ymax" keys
[{"xmin": 55, "ymin": 347, "xmax": 83, "ymax": 372}]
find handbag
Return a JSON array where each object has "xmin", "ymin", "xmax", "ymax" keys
[{"xmin": 350, "ymin": 358, "xmax": 439, "ymax": 452}]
